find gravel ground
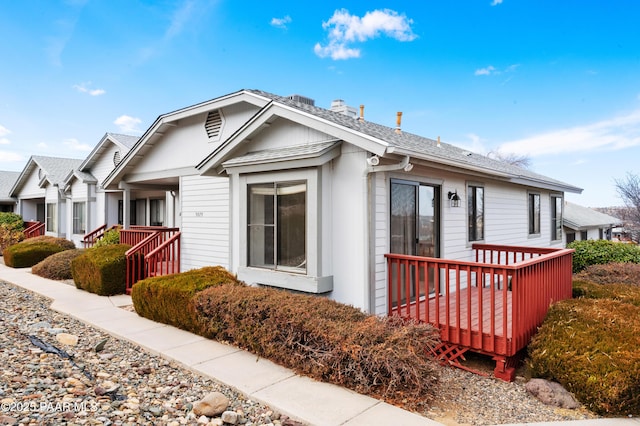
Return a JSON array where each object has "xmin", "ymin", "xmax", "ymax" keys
[{"xmin": 0, "ymin": 279, "xmax": 602, "ymax": 426}]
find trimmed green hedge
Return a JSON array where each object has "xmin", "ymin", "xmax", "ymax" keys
[
  {"xmin": 528, "ymin": 298, "xmax": 640, "ymax": 415},
  {"xmin": 568, "ymin": 240, "xmax": 640, "ymax": 273},
  {"xmin": 3, "ymin": 236, "xmax": 76, "ymax": 268},
  {"xmin": 71, "ymin": 244, "xmax": 130, "ymax": 295},
  {"xmin": 131, "ymin": 266, "xmax": 241, "ymax": 333},
  {"xmin": 32, "ymin": 249, "xmax": 85, "ymax": 280},
  {"xmin": 0, "ymin": 212, "xmax": 24, "ymax": 231}
]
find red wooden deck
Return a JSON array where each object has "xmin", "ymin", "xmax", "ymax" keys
[
  {"xmin": 401, "ymin": 287, "xmax": 513, "ymax": 355},
  {"xmin": 386, "ymin": 244, "xmax": 574, "ymax": 380}
]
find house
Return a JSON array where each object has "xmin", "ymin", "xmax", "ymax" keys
[
  {"xmin": 63, "ymin": 133, "xmax": 139, "ymax": 246},
  {"xmin": 563, "ymin": 201, "xmax": 621, "ymax": 243},
  {"xmin": 0, "ymin": 171, "xmax": 20, "ymax": 212},
  {"xmin": 10, "ymin": 156, "xmax": 83, "ymax": 238},
  {"xmin": 101, "ymin": 89, "xmax": 582, "ymax": 379}
]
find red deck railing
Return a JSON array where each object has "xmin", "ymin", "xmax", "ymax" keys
[
  {"xmin": 23, "ymin": 221, "xmax": 45, "ymax": 238},
  {"xmin": 385, "ymin": 243, "xmax": 574, "ymax": 380},
  {"xmin": 83, "ymin": 224, "xmax": 121, "ymax": 248},
  {"xmin": 122, "ymin": 227, "xmax": 180, "ymax": 294}
]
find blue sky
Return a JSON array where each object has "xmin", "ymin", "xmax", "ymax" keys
[{"xmin": 1, "ymin": 1, "xmax": 639, "ymax": 207}]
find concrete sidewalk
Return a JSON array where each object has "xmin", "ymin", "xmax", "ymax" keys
[{"xmin": 2, "ymin": 264, "xmax": 638, "ymax": 426}]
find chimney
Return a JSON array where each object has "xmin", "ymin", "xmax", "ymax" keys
[
  {"xmin": 330, "ymin": 99, "xmax": 357, "ymax": 118},
  {"xmin": 395, "ymin": 112, "xmax": 403, "ymax": 134},
  {"xmin": 359, "ymin": 105, "xmax": 365, "ymax": 122}
]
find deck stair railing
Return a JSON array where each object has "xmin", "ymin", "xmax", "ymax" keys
[
  {"xmin": 121, "ymin": 227, "xmax": 180, "ymax": 294},
  {"xmin": 23, "ymin": 221, "xmax": 45, "ymax": 239},
  {"xmin": 82, "ymin": 224, "xmax": 121, "ymax": 248},
  {"xmin": 385, "ymin": 243, "xmax": 574, "ymax": 381}
]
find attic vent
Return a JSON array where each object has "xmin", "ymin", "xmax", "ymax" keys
[
  {"xmin": 205, "ymin": 109, "xmax": 223, "ymax": 139},
  {"xmin": 37, "ymin": 168, "xmax": 43, "ymax": 180},
  {"xmin": 113, "ymin": 150, "xmax": 121, "ymax": 166},
  {"xmin": 287, "ymin": 94, "xmax": 315, "ymax": 106}
]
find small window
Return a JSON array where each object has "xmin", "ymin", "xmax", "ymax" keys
[
  {"xmin": 566, "ymin": 232, "xmax": 576, "ymax": 244},
  {"xmin": 550, "ymin": 195, "xmax": 562, "ymax": 241},
  {"xmin": 73, "ymin": 202, "xmax": 85, "ymax": 234},
  {"xmin": 581, "ymin": 230, "xmax": 588, "ymax": 240},
  {"xmin": 46, "ymin": 203, "xmax": 57, "ymax": 233},
  {"xmin": 248, "ymin": 181, "xmax": 307, "ymax": 273},
  {"xmin": 528, "ymin": 193, "xmax": 541, "ymax": 235},
  {"xmin": 118, "ymin": 200, "xmax": 137, "ymax": 226},
  {"xmin": 468, "ymin": 185, "xmax": 484, "ymax": 242}
]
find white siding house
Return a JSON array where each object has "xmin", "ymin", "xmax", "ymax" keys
[
  {"xmin": 0, "ymin": 171, "xmax": 20, "ymax": 213},
  {"xmin": 102, "ymin": 89, "xmax": 582, "ymax": 315},
  {"xmin": 10, "ymin": 156, "xmax": 83, "ymax": 239},
  {"xmin": 563, "ymin": 201, "xmax": 621, "ymax": 244}
]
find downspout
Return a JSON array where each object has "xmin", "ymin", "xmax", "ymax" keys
[{"xmin": 362, "ymin": 155, "xmax": 412, "ymax": 314}]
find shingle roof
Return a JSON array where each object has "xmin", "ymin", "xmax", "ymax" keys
[
  {"xmin": 242, "ymin": 89, "xmax": 582, "ymax": 193},
  {"xmin": 0, "ymin": 171, "xmax": 19, "ymax": 201},
  {"xmin": 32, "ymin": 156, "xmax": 84, "ymax": 186},
  {"xmin": 107, "ymin": 133, "xmax": 140, "ymax": 150},
  {"xmin": 563, "ymin": 201, "xmax": 622, "ymax": 230},
  {"xmin": 222, "ymin": 140, "xmax": 340, "ymax": 168}
]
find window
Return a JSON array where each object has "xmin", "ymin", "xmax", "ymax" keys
[
  {"xmin": 73, "ymin": 202, "xmax": 85, "ymax": 234},
  {"xmin": 550, "ymin": 195, "xmax": 562, "ymax": 241},
  {"xmin": 248, "ymin": 181, "xmax": 306, "ymax": 273},
  {"xmin": 118, "ymin": 200, "xmax": 137, "ymax": 226},
  {"xmin": 566, "ymin": 232, "xmax": 576, "ymax": 244},
  {"xmin": 581, "ymin": 230, "xmax": 588, "ymax": 240},
  {"xmin": 46, "ymin": 203, "xmax": 56, "ymax": 233},
  {"xmin": 150, "ymin": 199, "xmax": 165, "ymax": 226},
  {"xmin": 468, "ymin": 185, "xmax": 484, "ymax": 241},
  {"xmin": 528, "ymin": 193, "xmax": 541, "ymax": 235}
]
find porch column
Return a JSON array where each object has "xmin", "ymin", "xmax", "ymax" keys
[{"xmin": 120, "ymin": 182, "xmax": 131, "ymax": 230}]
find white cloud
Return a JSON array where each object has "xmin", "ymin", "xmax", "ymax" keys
[
  {"xmin": 37, "ymin": 142, "xmax": 48, "ymax": 149},
  {"xmin": 0, "ymin": 125, "xmax": 10, "ymax": 138},
  {"xmin": 451, "ymin": 133, "xmax": 489, "ymax": 154},
  {"xmin": 63, "ymin": 138, "xmax": 92, "ymax": 152},
  {"xmin": 271, "ymin": 15, "xmax": 292, "ymax": 29},
  {"xmin": 114, "ymin": 115, "xmax": 143, "ymax": 134},
  {"xmin": 491, "ymin": 0, "xmax": 503, "ymax": 5},
  {"xmin": 314, "ymin": 8, "xmax": 417, "ymax": 60},
  {"xmin": 475, "ymin": 64, "xmax": 519, "ymax": 76},
  {"xmin": 165, "ymin": 0, "xmax": 196, "ymax": 40},
  {"xmin": 0, "ymin": 150, "xmax": 23, "ymax": 162},
  {"xmin": 73, "ymin": 82, "xmax": 106, "ymax": 96},
  {"xmin": 497, "ymin": 109, "xmax": 640, "ymax": 157},
  {"xmin": 474, "ymin": 66, "xmax": 496, "ymax": 76}
]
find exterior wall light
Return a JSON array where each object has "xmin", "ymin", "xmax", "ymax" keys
[
  {"xmin": 448, "ymin": 190, "xmax": 461, "ymax": 208},
  {"xmin": 366, "ymin": 155, "xmax": 380, "ymax": 166}
]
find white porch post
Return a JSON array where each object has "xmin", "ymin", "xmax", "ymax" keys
[{"xmin": 120, "ymin": 182, "xmax": 131, "ymax": 230}]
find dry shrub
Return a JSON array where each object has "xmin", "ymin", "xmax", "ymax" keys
[
  {"xmin": 573, "ymin": 280, "xmax": 640, "ymax": 307},
  {"xmin": 32, "ymin": 249, "xmax": 85, "ymax": 280},
  {"xmin": 528, "ymin": 298, "xmax": 640, "ymax": 415},
  {"xmin": 71, "ymin": 244, "xmax": 130, "ymax": 295},
  {"xmin": 3, "ymin": 236, "xmax": 76, "ymax": 268},
  {"xmin": 131, "ymin": 266, "xmax": 242, "ymax": 333},
  {"xmin": 575, "ymin": 262, "xmax": 640, "ymax": 286},
  {"xmin": 0, "ymin": 224, "xmax": 23, "ymax": 252},
  {"xmin": 194, "ymin": 284, "xmax": 441, "ymax": 409}
]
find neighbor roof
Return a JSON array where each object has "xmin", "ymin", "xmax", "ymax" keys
[
  {"xmin": 10, "ymin": 156, "xmax": 83, "ymax": 196},
  {"xmin": 0, "ymin": 171, "xmax": 19, "ymax": 202},
  {"xmin": 563, "ymin": 201, "xmax": 622, "ymax": 230},
  {"xmin": 199, "ymin": 89, "xmax": 583, "ymax": 194},
  {"xmin": 78, "ymin": 132, "xmax": 140, "ymax": 174}
]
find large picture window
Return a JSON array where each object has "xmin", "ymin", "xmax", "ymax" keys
[
  {"xmin": 46, "ymin": 203, "xmax": 56, "ymax": 233},
  {"xmin": 72, "ymin": 202, "xmax": 85, "ymax": 234},
  {"xmin": 528, "ymin": 193, "xmax": 541, "ymax": 235},
  {"xmin": 551, "ymin": 195, "xmax": 562, "ymax": 241},
  {"xmin": 468, "ymin": 185, "xmax": 484, "ymax": 242},
  {"xmin": 248, "ymin": 181, "xmax": 306, "ymax": 273}
]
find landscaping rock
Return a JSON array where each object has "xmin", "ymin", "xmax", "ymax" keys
[
  {"xmin": 525, "ymin": 378, "xmax": 580, "ymax": 409},
  {"xmin": 193, "ymin": 391, "xmax": 230, "ymax": 417},
  {"xmin": 222, "ymin": 410, "xmax": 239, "ymax": 424},
  {"xmin": 55, "ymin": 332, "xmax": 79, "ymax": 346}
]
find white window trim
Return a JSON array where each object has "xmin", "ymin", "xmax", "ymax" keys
[
  {"xmin": 237, "ymin": 168, "xmax": 332, "ymax": 293},
  {"xmin": 467, "ymin": 182, "xmax": 485, "ymax": 244},
  {"xmin": 528, "ymin": 192, "xmax": 541, "ymax": 237}
]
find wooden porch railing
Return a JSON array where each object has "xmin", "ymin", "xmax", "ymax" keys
[
  {"xmin": 83, "ymin": 224, "xmax": 120, "ymax": 248},
  {"xmin": 23, "ymin": 221, "xmax": 45, "ymax": 239},
  {"xmin": 122, "ymin": 227, "xmax": 180, "ymax": 294},
  {"xmin": 385, "ymin": 244, "xmax": 574, "ymax": 380}
]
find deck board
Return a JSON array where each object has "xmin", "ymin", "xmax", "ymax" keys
[{"xmin": 394, "ymin": 287, "xmax": 513, "ymax": 355}]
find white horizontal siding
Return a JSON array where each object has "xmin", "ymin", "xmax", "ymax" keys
[{"xmin": 180, "ymin": 175, "xmax": 229, "ymax": 270}]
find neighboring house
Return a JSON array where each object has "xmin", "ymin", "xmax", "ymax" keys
[
  {"xmin": 63, "ymin": 133, "xmax": 139, "ymax": 246},
  {"xmin": 563, "ymin": 201, "xmax": 622, "ymax": 244},
  {"xmin": 10, "ymin": 156, "xmax": 83, "ymax": 238},
  {"xmin": 102, "ymin": 89, "xmax": 583, "ymax": 316},
  {"xmin": 0, "ymin": 171, "xmax": 20, "ymax": 212}
]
